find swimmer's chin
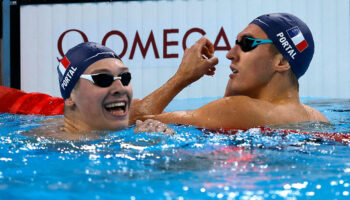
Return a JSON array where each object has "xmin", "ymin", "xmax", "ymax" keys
[{"xmin": 22, "ymin": 117, "xmax": 110, "ymax": 141}]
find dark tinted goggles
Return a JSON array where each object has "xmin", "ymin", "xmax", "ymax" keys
[
  {"xmin": 235, "ymin": 36, "xmax": 273, "ymax": 52},
  {"xmin": 80, "ymin": 72, "xmax": 131, "ymax": 87}
]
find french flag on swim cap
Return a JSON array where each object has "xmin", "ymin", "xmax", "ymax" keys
[
  {"xmin": 287, "ymin": 26, "xmax": 309, "ymax": 52},
  {"xmin": 58, "ymin": 56, "xmax": 70, "ymax": 76}
]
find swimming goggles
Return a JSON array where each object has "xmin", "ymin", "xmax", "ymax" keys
[
  {"xmin": 235, "ymin": 36, "xmax": 273, "ymax": 52},
  {"xmin": 80, "ymin": 72, "xmax": 131, "ymax": 87}
]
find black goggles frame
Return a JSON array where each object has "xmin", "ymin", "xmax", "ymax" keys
[{"xmin": 235, "ymin": 36, "xmax": 273, "ymax": 52}]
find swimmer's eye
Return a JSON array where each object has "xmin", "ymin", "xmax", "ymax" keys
[{"xmin": 80, "ymin": 72, "xmax": 131, "ymax": 87}]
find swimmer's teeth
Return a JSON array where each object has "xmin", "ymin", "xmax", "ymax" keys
[
  {"xmin": 110, "ymin": 109, "xmax": 125, "ymax": 115},
  {"xmin": 106, "ymin": 102, "xmax": 125, "ymax": 109},
  {"xmin": 105, "ymin": 102, "xmax": 126, "ymax": 115}
]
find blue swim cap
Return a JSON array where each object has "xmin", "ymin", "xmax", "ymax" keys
[
  {"xmin": 250, "ymin": 13, "xmax": 314, "ymax": 79},
  {"xmin": 57, "ymin": 42, "xmax": 121, "ymax": 99}
]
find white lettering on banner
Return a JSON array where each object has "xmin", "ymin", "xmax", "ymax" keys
[
  {"xmin": 61, "ymin": 66, "xmax": 77, "ymax": 89},
  {"xmin": 276, "ymin": 32, "xmax": 296, "ymax": 59}
]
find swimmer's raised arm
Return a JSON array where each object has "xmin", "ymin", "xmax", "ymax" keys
[{"xmin": 129, "ymin": 37, "xmax": 218, "ymax": 124}]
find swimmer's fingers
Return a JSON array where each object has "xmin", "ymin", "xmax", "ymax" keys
[
  {"xmin": 134, "ymin": 119, "xmax": 155, "ymax": 133},
  {"xmin": 165, "ymin": 128, "xmax": 175, "ymax": 135},
  {"xmin": 144, "ymin": 119, "xmax": 155, "ymax": 124},
  {"xmin": 208, "ymin": 56, "xmax": 219, "ymax": 66},
  {"xmin": 204, "ymin": 57, "xmax": 219, "ymax": 76},
  {"xmin": 176, "ymin": 39, "xmax": 217, "ymax": 84},
  {"xmin": 201, "ymin": 46, "xmax": 212, "ymax": 59},
  {"xmin": 206, "ymin": 66, "xmax": 216, "ymax": 76},
  {"xmin": 134, "ymin": 119, "xmax": 174, "ymax": 134},
  {"xmin": 196, "ymin": 37, "xmax": 215, "ymax": 58},
  {"xmin": 154, "ymin": 121, "xmax": 174, "ymax": 135}
]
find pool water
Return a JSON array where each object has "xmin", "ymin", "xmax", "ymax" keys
[{"xmin": 0, "ymin": 97, "xmax": 349, "ymax": 199}]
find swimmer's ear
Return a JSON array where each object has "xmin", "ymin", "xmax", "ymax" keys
[
  {"xmin": 65, "ymin": 97, "xmax": 76, "ymax": 108},
  {"xmin": 274, "ymin": 54, "xmax": 290, "ymax": 72}
]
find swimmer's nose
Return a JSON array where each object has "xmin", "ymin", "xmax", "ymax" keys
[
  {"xmin": 226, "ymin": 44, "xmax": 240, "ymax": 63},
  {"xmin": 109, "ymin": 78, "xmax": 129, "ymax": 95}
]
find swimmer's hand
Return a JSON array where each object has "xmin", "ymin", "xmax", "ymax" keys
[
  {"xmin": 134, "ymin": 119, "xmax": 174, "ymax": 134},
  {"xmin": 176, "ymin": 37, "xmax": 219, "ymax": 85}
]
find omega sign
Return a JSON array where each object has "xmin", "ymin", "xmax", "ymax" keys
[{"xmin": 57, "ymin": 27, "xmax": 232, "ymax": 60}]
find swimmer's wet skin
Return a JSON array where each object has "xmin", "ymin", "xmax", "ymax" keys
[
  {"xmin": 17, "ymin": 42, "xmax": 142, "ymax": 140},
  {"xmin": 132, "ymin": 13, "xmax": 329, "ymax": 129},
  {"xmin": 22, "ymin": 41, "xmax": 174, "ymax": 140},
  {"xmin": 0, "ymin": 103, "xmax": 348, "ymax": 199},
  {"xmin": 0, "ymin": 41, "xmax": 175, "ymax": 140},
  {"xmin": 4, "ymin": 13, "xmax": 329, "ymax": 139},
  {"xmin": 55, "ymin": 42, "xmax": 134, "ymax": 135}
]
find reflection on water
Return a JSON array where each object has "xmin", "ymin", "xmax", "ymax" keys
[{"xmin": 0, "ymin": 98, "xmax": 349, "ymax": 199}]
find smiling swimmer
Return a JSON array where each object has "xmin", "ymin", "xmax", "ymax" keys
[
  {"xmin": 57, "ymin": 42, "xmax": 134, "ymax": 136},
  {"xmin": 24, "ymin": 42, "xmax": 172, "ymax": 140}
]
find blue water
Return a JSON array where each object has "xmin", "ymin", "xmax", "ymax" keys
[{"xmin": 0, "ymin": 97, "xmax": 349, "ymax": 200}]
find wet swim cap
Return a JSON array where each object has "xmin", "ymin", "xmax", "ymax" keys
[
  {"xmin": 57, "ymin": 42, "xmax": 121, "ymax": 99},
  {"xmin": 250, "ymin": 13, "xmax": 314, "ymax": 79}
]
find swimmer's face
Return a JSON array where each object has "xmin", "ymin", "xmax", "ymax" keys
[
  {"xmin": 70, "ymin": 58, "xmax": 133, "ymax": 131},
  {"xmin": 225, "ymin": 24, "xmax": 276, "ymax": 97}
]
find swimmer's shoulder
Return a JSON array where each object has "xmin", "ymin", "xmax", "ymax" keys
[
  {"xmin": 24, "ymin": 117, "xmax": 102, "ymax": 141},
  {"xmin": 302, "ymin": 104, "xmax": 329, "ymax": 123},
  {"xmin": 205, "ymin": 95, "xmax": 272, "ymax": 119},
  {"xmin": 23, "ymin": 116, "xmax": 65, "ymax": 138},
  {"xmin": 219, "ymin": 95, "xmax": 273, "ymax": 109}
]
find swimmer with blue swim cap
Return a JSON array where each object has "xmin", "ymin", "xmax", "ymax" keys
[
  {"xmin": 29, "ymin": 42, "xmax": 172, "ymax": 140},
  {"xmin": 56, "ymin": 42, "xmax": 134, "ymax": 138},
  {"xmin": 250, "ymin": 13, "xmax": 315, "ymax": 79},
  {"xmin": 133, "ymin": 13, "xmax": 329, "ymax": 129}
]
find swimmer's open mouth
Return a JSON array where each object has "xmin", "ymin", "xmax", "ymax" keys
[
  {"xmin": 230, "ymin": 65, "xmax": 239, "ymax": 75},
  {"xmin": 104, "ymin": 102, "xmax": 127, "ymax": 116}
]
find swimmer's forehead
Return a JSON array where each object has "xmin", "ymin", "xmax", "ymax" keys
[
  {"xmin": 236, "ymin": 24, "xmax": 269, "ymax": 40},
  {"xmin": 85, "ymin": 58, "xmax": 129, "ymax": 74}
]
